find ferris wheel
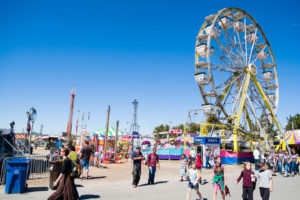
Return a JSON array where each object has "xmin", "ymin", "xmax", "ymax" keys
[{"xmin": 194, "ymin": 8, "xmax": 287, "ymax": 152}]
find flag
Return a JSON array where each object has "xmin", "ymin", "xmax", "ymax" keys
[
  {"xmin": 88, "ymin": 112, "xmax": 90, "ymax": 120},
  {"xmin": 76, "ymin": 117, "xmax": 79, "ymax": 133},
  {"xmin": 82, "ymin": 112, "xmax": 85, "ymax": 121}
]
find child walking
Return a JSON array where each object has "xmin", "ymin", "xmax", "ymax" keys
[
  {"xmin": 256, "ymin": 162, "xmax": 273, "ymax": 200},
  {"xmin": 180, "ymin": 154, "xmax": 187, "ymax": 181},
  {"xmin": 186, "ymin": 161, "xmax": 204, "ymax": 200},
  {"xmin": 212, "ymin": 156, "xmax": 227, "ymax": 200},
  {"xmin": 236, "ymin": 162, "xmax": 256, "ymax": 200}
]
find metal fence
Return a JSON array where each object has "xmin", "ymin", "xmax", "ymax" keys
[{"xmin": 0, "ymin": 155, "xmax": 51, "ymax": 185}]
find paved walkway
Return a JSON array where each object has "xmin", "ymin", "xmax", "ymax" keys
[{"xmin": 0, "ymin": 164, "xmax": 299, "ymax": 199}]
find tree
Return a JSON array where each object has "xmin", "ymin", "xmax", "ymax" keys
[
  {"xmin": 153, "ymin": 124, "xmax": 169, "ymax": 140},
  {"xmin": 153, "ymin": 124, "xmax": 169, "ymax": 133},
  {"xmin": 266, "ymin": 123, "xmax": 278, "ymax": 139},
  {"xmin": 285, "ymin": 114, "xmax": 300, "ymax": 131}
]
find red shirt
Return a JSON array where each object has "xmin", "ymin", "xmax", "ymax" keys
[
  {"xmin": 196, "ymin": 155, "xmax": 202, "ymax": 168},
  {"xmin": 237, "ymin": 170, "xmax": 255, "ymax": 188},
  {"xmin": 147, "ymin": 153, "xmax": 159, "ymax": 168}
]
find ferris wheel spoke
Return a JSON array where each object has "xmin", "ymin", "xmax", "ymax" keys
[
  {"xmin": 214, "ymin": 38, "xmax": 242, "ymax": 64},
  {"xmin": 211, "ymin": 63, "xmax": 240, "ymax": 72},
  {"xmin": 235, "ymin": 30, "xmax": 246, "ymax": 62},
  {"xmin": 251, "ymin": 46, "xmax": 267, "ymax": 64},
  {"xmin": 212, "ymin": 52, "xmax": 230, "ymax": 66},
  {"xmin": 247, "ymin": 29, "xmax": 258, "ymax": 64},
  {"xmin": 219, "ymin": 19, "xmax": 244, "ymax": 59},
  {"xmin": 244, "ymin": 17, "xmax": 248, "ymax": 64},
  {"xmin": 222, "ymin": 33, "xmax": 244, "ymax": 65}
]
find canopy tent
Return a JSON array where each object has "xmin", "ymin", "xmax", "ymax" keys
[
  {"xmin": 285, "ymin": 130, "xmax": 300, "ymax": 145},
  {"xmin": 92, "ymin": 127, "xmax": 128, "ymax": 137},
  {"xmin": 121, "ymin": 135, "xmax": 140, "ymax": 139},
  {"xmin": 175, "ymin": 134, "xmax": 194, "ymax": 144},
  {"xmin": 275, "ymin": 130, "xmax": 300, "ymax": 151}
]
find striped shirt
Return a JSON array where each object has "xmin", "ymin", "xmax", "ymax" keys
[{"xmin": 181, "ymin": 159, "xmax": 187, "ymax": 169}]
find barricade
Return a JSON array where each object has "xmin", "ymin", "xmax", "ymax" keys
[{"xmin": 0, "ymin": 155, "xmax": 51, "ymax": 185}]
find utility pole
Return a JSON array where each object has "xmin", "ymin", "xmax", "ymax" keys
[
  {"xmin": 114, "ymin": 120, "xmax": 119, "ymax": 159},
  {"xmin": 104, "ymin": 105, "xmax": 111, "ymax": 158},
  {"xmin": 67, "ymin": 88, "xmax": 75, "ymax": 137}
]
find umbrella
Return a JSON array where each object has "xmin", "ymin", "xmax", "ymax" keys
[{"xmin": 142, "ymin": 141, "xmax": 150, "ymax": 145}]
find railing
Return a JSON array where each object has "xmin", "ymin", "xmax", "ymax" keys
[{"xmin": 0, "ymin": 155, "xmax": 51, "ymax": 185}]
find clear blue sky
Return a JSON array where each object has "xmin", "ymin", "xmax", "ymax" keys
[{"xmin": 0, "ymin": 0, "xmax": 299, "ymax": 135}]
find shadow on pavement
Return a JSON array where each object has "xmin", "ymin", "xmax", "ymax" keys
[
  {"xmin": 76, "ymin": 184, "xmax": 84, "ymax": 187},
  {"xmin": 87, "ymin": 176, "xmax": 106, "ymax": 180},
  {"xmin": 80, "ymin": 194, "xmax": 101, "ymax": 199},
  {"xmin": 27, "ymin": 186, "xmax": 49, "ymax": 192},
  {"xmin": 138, "ymin": 180, "xmax": 168, "ymax": 187}
]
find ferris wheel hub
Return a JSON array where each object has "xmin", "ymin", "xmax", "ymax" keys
[{"xmin": 248, "ymin": 63, "xmax": 257, "ymax": 75}]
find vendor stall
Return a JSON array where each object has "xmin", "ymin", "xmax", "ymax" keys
[{"xmin": 194, "ymin": 137, "xmax": 221, "ymax": 168}]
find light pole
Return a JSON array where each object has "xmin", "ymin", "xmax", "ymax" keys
[
  {"xmin": 168, "ymin": 121, "xmax": 172, "ymax": 144},
  {"xmin": 27, "ymin": 107, "xmax": 37, "ymax": 152}
]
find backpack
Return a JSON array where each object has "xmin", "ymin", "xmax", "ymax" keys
[{"xmin": 70, "ymin": 160, "xmax": 81, "ymax": 178}]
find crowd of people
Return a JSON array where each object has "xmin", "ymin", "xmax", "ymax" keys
[
  {"xmin": 253, "ymin": 147, "xmax": 299, "ymax": 176},
  {"xmin": 48, "ymin": 139, "xmax": 94, "ymax": 200},
  {"xmin": 44, "ymin": 139, "xmax": 299, "ymax": 200}
]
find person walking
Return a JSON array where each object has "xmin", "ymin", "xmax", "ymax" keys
[
  {"xmin": 131, "ymin": 147, "xmax": 144, "ymax": 188},
  {"xmin": 196, "ymin": 153, "xmax": 203, "ymax": 184},
  {"xmin": 79, "ymin": 140, "xmax": 93, "ymax": 179},
  {"xmin": 180, "ymin": 154, "xmax": 187, "ymax": 182},
  {"xmin": 236, "ymin": 162, "xmax": 256, "ymax": 200},
  {"xmin": 256, "ymin": 162, "xmax": 273, "ymax": 200},
  {"xmin": 48, "ymin": 147, "xmax": 79, "ymax": 200},
  {"xmin": 277, "ymin": 149, "xmax": 284, "ymax": 175},
  {"xmin": 205, "ymin": 148, "xmax": 212, "ymax": 169},
  {"xmin": 290, "ymin": 149, "xmax": 299, "ymax": 176},
  {"xmin": 146, "ymin": 148, "xmax": 160, "ymax": 184},
  {"xmin": 212, "ymin": 156, "xmax": 227, "ymax": 200},
  {"xmin": 93, "ymin": 151, "xmax": 99, "ymax": 167},
  {"xmin": 98, "ymin": 151, "xmax": 104, "ymax": 167},
  {"xmin": 253, "ymin": 147, "xmax": 260, "ymax": 170},
  {"xmin": 283, "ymin": 150, "xmax": 291, "ymax": 177},
  {"xmin": 186, "ymin": 161, "xmax": 204, "ymax": 200}
]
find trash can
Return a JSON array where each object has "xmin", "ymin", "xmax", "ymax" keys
[
  {"xmin": 49, "ymin": 160, "xmax": 62, "ymax": 190},
  {"xmin": 5, "ymin": 158, "xmax": 31, "ymax": 194}
]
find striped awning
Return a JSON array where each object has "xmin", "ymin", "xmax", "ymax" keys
[
  {"xmin": 92, "ymin": 127, "xmax": 128, "ymax": 137},
  {"xmin": 15, "ymin": 134, "xmax": 26, "ymax": 139}
]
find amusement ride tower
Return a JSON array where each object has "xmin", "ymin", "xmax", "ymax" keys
[{"xmin": 129, "ymin": 99, "xmax": 139, "ymax": 150}]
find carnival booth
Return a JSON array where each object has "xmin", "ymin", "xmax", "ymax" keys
[
  {"xmin": 194, "ymin": 137, "xmax": 221, "ymax": 168},
  {"xmin": 42, "ymin": 136, "xmax": 66, "ymax": 150},
  {"xmin": 156, "ymin": 135, "xmax": 194, "ymax": 160}
]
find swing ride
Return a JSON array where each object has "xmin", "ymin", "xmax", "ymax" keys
[{"xmin": 187, "ymin": 7, "xmax": 290, "ymax": 153}]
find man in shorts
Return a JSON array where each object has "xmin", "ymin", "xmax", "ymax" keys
[{"xmin": 79, "ymin": 140, "xmax": 93, "ymax": 179}]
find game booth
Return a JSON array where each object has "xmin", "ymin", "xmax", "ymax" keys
[
  {"xmin": 155, "ymin": 134, "xmax": 194, "ymax": 160},
  {"xmin": 42, "ymin": 136, "xmax": 66, "ymax": 150},
  {"xmin": 193, "ymin": 136, "xmax": 221, "ymax": 168}
]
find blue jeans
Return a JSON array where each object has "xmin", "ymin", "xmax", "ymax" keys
[
  {"xmin": 80, "ymin": 159, "xmax": 90, "ymax": 170},
  {"xmin": 284, "ymin": 163, "xmax": 291, "ymax": 174},
  {"xmin": 254, "ymin": 159, "xmax": 260, "ymax": 170},
  {"xmin": 278, "ymin": 161, "xmax": 283, "ymax": 174},
  {"xmin": 206, "ymin": 156, "xmax": 212, "ymax": 168},
  {"xmin": 148, "ymin": 166, "xmax": 156, "ymax": 183},
  {"xmin": 291, "ymin": 162, "xmax": 298, "ymax": 174}
]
